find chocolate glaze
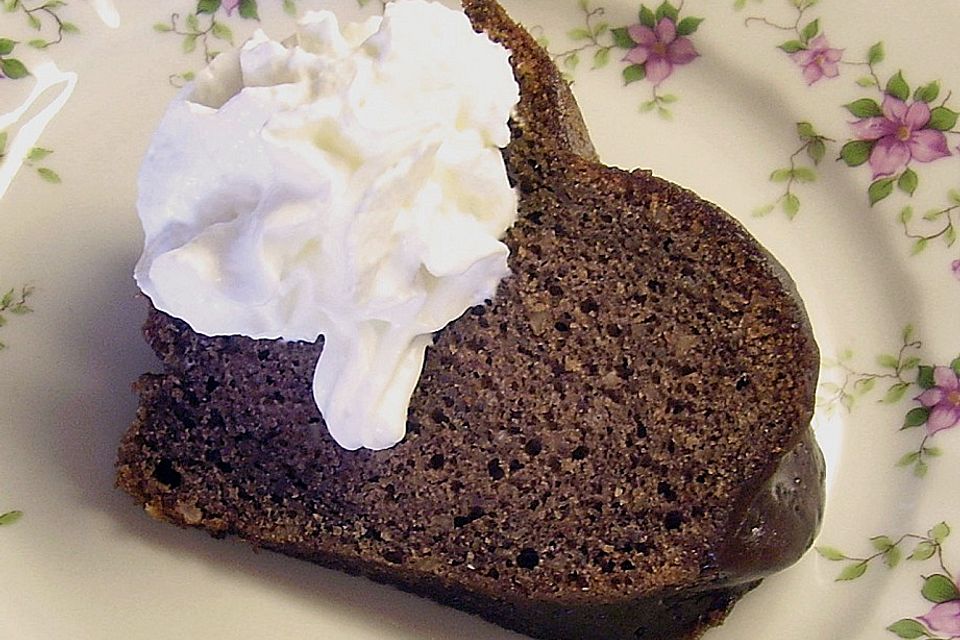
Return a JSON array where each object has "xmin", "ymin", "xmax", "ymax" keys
[{"xmin": 717, "ymin": 428, "xmax": 826, "ymax": 584}]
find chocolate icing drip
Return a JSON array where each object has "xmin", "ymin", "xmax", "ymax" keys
[{"xmin": 717, "ymin": 428, "xmax": 826, "ymax": 583}]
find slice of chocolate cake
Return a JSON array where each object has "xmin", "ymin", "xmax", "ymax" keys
[{"xmin": 117, "ymin": 1, "xmax": 825, "ymax": 639}]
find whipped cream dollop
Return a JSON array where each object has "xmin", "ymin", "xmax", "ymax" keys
[{"xmin": 135, "ymin": 0, "xmax": 520, "ymax": 451}]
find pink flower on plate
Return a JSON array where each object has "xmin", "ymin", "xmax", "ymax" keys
[
  {"xmin": 916, "ymin": 366, "xmax": 960, "ymax": 436},
  {"xmin": 920, "ymin": 600, "xmax": 960, "ymax": 638},
  {"xmin": 952, "ymin": 259, "xmax": 960, "ymax": 281},
  {"xmin": 624, "ymin": 18, "xmax": 699, "ymax": 86},
  {"xmin": 850, "ymin": 95, "xmax": 951, "ymax": 178},
  {"xmin": 222, "ymin": 0, "xmax": 240, "ymax": 14},
  {"xmin": 790, "ymin": 34, "xmax": 842, "ymax": 85}
]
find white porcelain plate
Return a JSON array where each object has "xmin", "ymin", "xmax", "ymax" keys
[{"xmin": 2, "ymin": 1, "xmax": 960, "ymax": 638}]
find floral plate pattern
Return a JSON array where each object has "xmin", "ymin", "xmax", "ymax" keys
[{"xmin": 1, "ymin": 1, "xmax": 959, "ymax": 639}]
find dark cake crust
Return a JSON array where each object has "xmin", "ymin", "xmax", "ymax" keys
[{"xmin": 117, "ymin": 2, "xmax": 825, "ymax": 639}]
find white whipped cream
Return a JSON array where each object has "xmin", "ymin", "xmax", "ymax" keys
[{"xmin": 135, "ymin": 0, "xmax": 519, "ymax": 451}]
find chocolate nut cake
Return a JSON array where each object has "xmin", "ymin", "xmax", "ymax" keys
[{"xmin": 117, "ymin": 1, "xmax": 825, "ymax": 639}]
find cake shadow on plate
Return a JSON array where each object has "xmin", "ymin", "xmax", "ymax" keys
[{"xmin": 22, "ymin": 251, "xmax": 519, "ymax": 639}]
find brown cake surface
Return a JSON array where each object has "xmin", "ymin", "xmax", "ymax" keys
[{"xmin": 117, "ymin": 2, "xmax": 825, "ymax": 639}]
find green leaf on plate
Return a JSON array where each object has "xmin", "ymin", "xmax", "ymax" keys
[
  {"xmin": 914, "ymin": 460, "xmax": 929, "ymax": 478},
  {"xmin": 886, "ymin": 619, "xmax": 929, "ymax": 639},
  {"xmin": 186, "ymin": 12, "xmax": 200, "ymax": 31},
  {"xmin": 769, "ymin": 168, "xmax": 792, "ymax": 183},
  {"xmin": 563, "ymin": 52, "xmax": 580, "ymax": 71},
  {"xmin": 282, "ymin": 0, "xmax": 296, "ymax": 16},
  {"xmin": 945, "ymin": 224, "xmax": 957, "ymax": 247},
  {"xmin": 807, "ymin": 139, "xmax": 826, "ymax": 165},
  {"xmin": 815, "ymin": 546, "xmax": 846, "ymax": 561},
  {"xmin": 918, "ymin": 365, "xmax": 936, "ymax": 389},
  {"xmin": 884, "ymin": 545, "xmax": 902, "ymax": 569},
  {"xmin": 902, "ymin": 324, "xmax": 915, "ymax": 343},
  {"xmin": 929, "ymin": 106, "xmax": 959, "ymax": 131},
  {"xmin": 154, "ymin": 22, "xmax": 173, "ymax": 32},
  {"xmin": 655, "ymin": 1, "xmax": 678, "ymax": 23},
  {"xmin": 931, "ymin": 522, "xmax": 951, "ymax": 544},
  {"xmin": 922, "ymin": 574, "xmax": 960, "ymax": 603},
  {"xmin": 0, "ymin": 510, "xmax": 22, "ymax": 525},
  {"xmin": 37, "ymin": 167, "xmax": 60, "ymax": 183},
  {"xmin": 238, "ymin": 0, "xmax": 258, "ymax": 19},
  {"xmin": 844, "ymin": 98, "xmax": 882, "ymax": 118},
  {"xmin": 881, "ymin": 382, "xmax": 910, "ymax": 404},
  {"xmin": 867, "ymin": 41, "xmax": 885, "ymax": 65},
  {"xmin": 568, "ymin": 28, "xmax": 591, "ymax": 41},
  {"xmin": 27, "ymin": 12, "xmax": 40, "ymax": 29},
  {"xmin": 840, "ymin": 140, "xmax": 872, "ymax": 167},
  {"xmin": 611, "ymin": 27, "xmax": 634, "ymax": 49},
  {"xmin": 211, "ymin": 21, "xmax": 233, "ymax": 43},
  {"xmin": 639, "ymin": 5, "xmax": 655, "ymax": 28},
  {"xmin": 871, "ymin": 535, "xmax": 894, "ymax": 551},
  {"xmin": 885, "ymin": 71, "xmax": 910, "ymax": 101},
  {"xmin": 592, "ymin": 22, "xmax": 610, "ymax": 38},
  {"xmin": 27, "ymin": 147, "xmax": 52, "ymax": 162},
  {"xmin": 856, "ymin": 76, "xmax": 877, "ymax": 87},
  {"xmin": 60, "ymin": 21, "xmax": 78, "ymax": 34},
  {"xmin": 909, "ymin": 540, "xmax": 937, "ymax": 561},
  {"xmin": 793, "ymin": 167, "xmax": 816, "ymax": 183},
  {"xmin": 914, "ymin": 80, "xmax": 940, "ymax": 104},
  {"xmin": 897, "ymin": 451, "xmax": 920, "ymax": 467},
  {"xmin": 910, "ymin": 238, "xmax": 929, "ymax": 255},
  {"xmin": 0, "ymin": 130, "xmax": 7, "ymax": 155},
  {"xmin": 836, "ymin": 561, "xmax": 868, "ymax": 581},
  {"xmin": 623, "ymin": 63, "xmax": 645, "ymax": 85},
  {"xmin": 903, "ymin": 407, "xmax": 930, "ymax": 429},
  {"xmin": 197, "ymin": 0, "xmax": 220, "ymax": 13},
  {"xmin": 899, "ymin": 206, "xmax": 914, "ymax": 224},
  {"xmin": 951, "ymin": 357, "xmax": 960, "ymax": 376},
  {"xmin": 0, "ymin": 57, "xmax": 29, "ymax": 79},
  {"xmin": 898, "ymin": 168, "xmax": 918, "ymax": 196},
  {"xmin": 778, "ymin": 40, "xmax": 805, "ymax": 54},
  {"xmin": 877, "ymin": 354, "xmax": 900, "ymax": 369},
  {"xmin": 782, "ymin": 193, "xmax": 800, "ymax": 218},
  {"xmin": 676, "ymin": 17, "xmax": 703, "ymax": 36},
  {"xmin": 799, "ymin": 18, "xmax": 819, "ymax": 44},
  {"xmin": 868, "ymin": 177, "xmax": 895, "ymax": 206},
  {"xmin": 182, "ymin": 34, "xmax": 198, "ymax": 53},
  {"xmin": 593, "ymin": 47, "xmax": 610, "ymax": 69},
  {"xmin": 752, "ymin": 203, "xmax": 775, "ymax": 217},
  {"xmin": 796, "ymin": 122, "xmax": 816, "ymax": 139},
  {"xmin": 0, "ymin": 37, "xmax": 15, "ymax": 55}
]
